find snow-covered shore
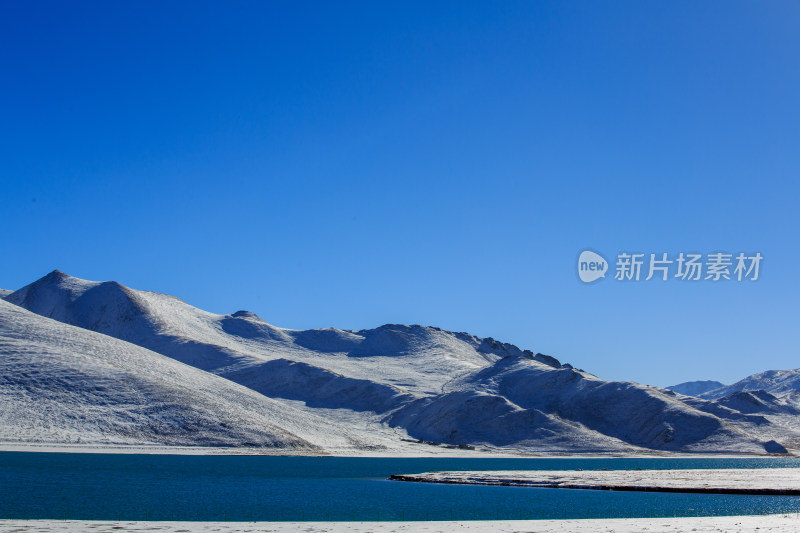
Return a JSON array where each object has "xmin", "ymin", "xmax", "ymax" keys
[
  {"xmin": 2, "ymin": 516, "xmax": 800, "ymax": 532},
  {"xmin": 391, "ymin": 468, "xmax": 800, "ymax": 494},
  {"xmin": 0, "ymin": 442, "xmax": 520, "ymax": 457},
  {"xmin": 0, "ymin": 442, "xmax": 787, "ymax": 458}
]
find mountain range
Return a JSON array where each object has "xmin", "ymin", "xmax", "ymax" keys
[{"xmin": 1, "ymin": 270, "xmax": 798, "ymax": 455}]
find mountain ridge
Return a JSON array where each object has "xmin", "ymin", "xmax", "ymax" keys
[{"xmin": 701, "ymin": 369, "xmax": 800, "ymax": 400}]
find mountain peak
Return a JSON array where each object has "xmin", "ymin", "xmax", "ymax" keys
[
  {"xmin": 45, "ymin": 269, "xmax": 69, "ymax": 280},
  {"xmin": 230, "ymin": 310, "xmax": 263, "ymax": 321},
  {"xmin": 35, "ymin": 269, "xmax": 96, "ymax": 290}
]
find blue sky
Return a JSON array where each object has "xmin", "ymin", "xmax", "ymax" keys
[{"xmin": 1, "ymin": 1, "xmax": 798, "ymax": 386}]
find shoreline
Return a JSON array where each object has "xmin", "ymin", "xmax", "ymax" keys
[
  {"xmin": 2, "ymin": 516, "xmax": 800, "ymax": 532},
  {"xmin": 0, "ymin": 442, "xmax": 792, "ymax": 458},
  {"xmin": 390, "ymin": 468, "xmax": 800, "ymax": 495}
]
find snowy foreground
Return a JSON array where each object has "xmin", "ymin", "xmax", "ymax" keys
[
  {"xmin": 2, "ymin": 516, "xmax": 800, "ymax": 533},
  {"xmin": 391, "ymin": 468, "xmax": 800, "ymax": 494}
]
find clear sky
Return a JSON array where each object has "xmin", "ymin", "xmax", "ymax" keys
[{"xmin": 1, "ymin": 1, "xmax": 798, "ymax": 387}]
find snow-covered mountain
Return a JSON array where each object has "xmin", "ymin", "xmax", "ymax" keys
[
  {"xmin": 2, "ymin": 270, "xmax": 798, "ymax": 454},
  {"xmin": 2, "ymin": 270, "xmax": 559, "ymax": 409},
  {"xmin": 700, "ymin": 369, "xmax": 800, "ymax": 400},
  {"xmin": 690, "ymin": 369, "xmax": 800, "ymax": 452},
  {"xmin": 667, "ymin": 380, "xmax": 726, "ymax": 397}
]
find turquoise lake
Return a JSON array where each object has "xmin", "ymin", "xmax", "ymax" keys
[{"xmin": 1, "ymin": 452, "xmax": 799, "ymax": 521}]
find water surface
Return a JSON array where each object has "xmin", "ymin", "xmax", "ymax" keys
[{"xmin": 1, "ymin": 452, "xmax": 798, "ymax": 521}]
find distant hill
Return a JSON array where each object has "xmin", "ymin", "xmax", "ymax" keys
[
  {"xmin": 666, "ymin": 381, "xmax": 726, "ymax": 397},
  {"xmin": 700, "ymin": 369, "xmax": 800, "ymax": 400}
]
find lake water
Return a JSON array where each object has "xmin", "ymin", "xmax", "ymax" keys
[{"xmin": 1, "ymin": 452, "xmax": 799, "ymax": 521}]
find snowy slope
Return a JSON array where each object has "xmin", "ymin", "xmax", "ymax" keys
[
  {"xmin": 666, "ymin": 380, "xmax": 726, "ymax": 397},
  {"xmin": 0, "ymin": 289, "xmax": 12, "ymax": 298},
  {"xmin": 405, "ymin": 357, "xmax": 776, "ymax": 453},
  {"xmin": 4, "ymin": 270, "xmax": 799, "ymax": 454},
  {"xmin": 712, "ymin": 390, "xmax": 800, "ymax": 416},
  {"xmin": 0, "ymin": 299, "xmax": 406, "ymax": 450}
]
